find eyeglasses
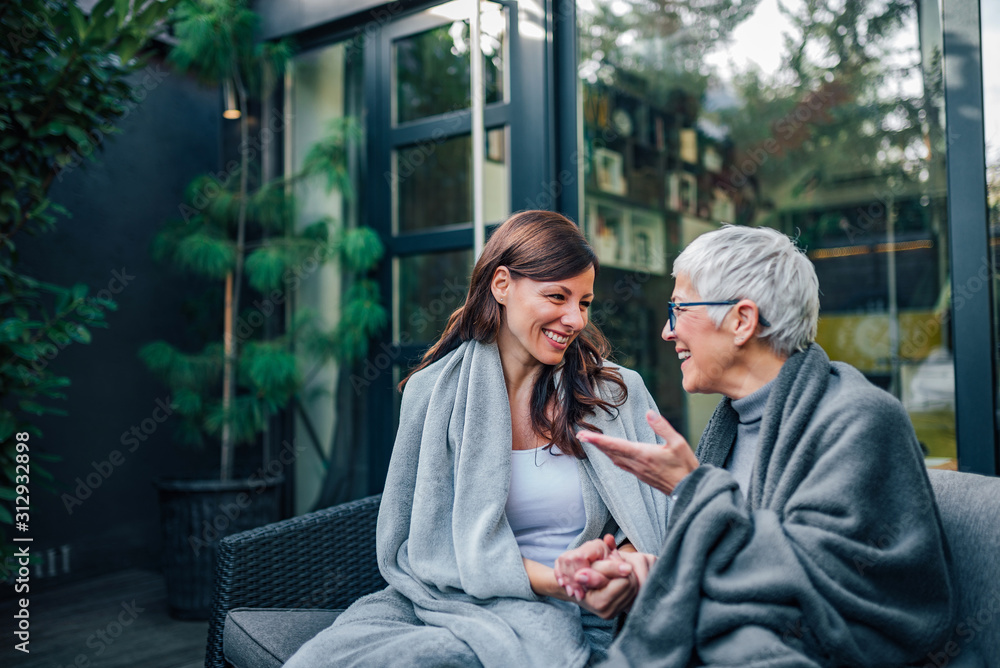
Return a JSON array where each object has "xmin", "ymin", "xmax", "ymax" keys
[{"xmin": 667, "ymin": 301, "xmax": 772, "ymax": 331}]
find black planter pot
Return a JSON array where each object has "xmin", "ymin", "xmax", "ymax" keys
[{"xmin": 156, "ymin": 476, "xmax": 284, "ymax": 620}]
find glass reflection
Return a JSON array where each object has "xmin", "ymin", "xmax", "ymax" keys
[
  {"xmin": 393, "ymin": 129, "xmax": 509, "ymax": 233},
  {"xmin": 394, "ymin": 2, "xmax": 506, "ymax": 125},
  {"xmin": 578, "ymin": 0, "xmax": 954, "ymax": 461},
  {"xmin": 396, "ymin": 250, "xmax": 474, "ymax": 344}
]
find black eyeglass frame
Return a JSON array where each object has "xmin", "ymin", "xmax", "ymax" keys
[{"xmin": 667, "ymin": 301, "xmax": 772, "ymax": 331}]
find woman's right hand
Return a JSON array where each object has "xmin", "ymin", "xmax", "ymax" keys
[
  {"xmin": 576, "ymin": 549, "xmax": 658, "ymax": 593},
  {"xmin": 616, "ymin": 549, "xmax": 657, "ymax": 588},
  {"xmin": 575, "ymin": 563, "xmax": 639, "ymax": 619},
  {"xmin": 554, "ymin": 534, "xmax": 620, "ymax": 600}
]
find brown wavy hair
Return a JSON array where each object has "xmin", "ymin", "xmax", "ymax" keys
[{"xmin": 399, "ymin": 210, "xmax": 627, "ymax": 458}]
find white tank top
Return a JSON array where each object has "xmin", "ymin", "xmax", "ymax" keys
[{"xmin": 505, "ymin": 445, "xmax": 587, "ymax": 569}]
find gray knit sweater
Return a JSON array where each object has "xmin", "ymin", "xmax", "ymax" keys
[{"xmin": 727, "ymin": 379, "xmax": 773, "ymax": 497}]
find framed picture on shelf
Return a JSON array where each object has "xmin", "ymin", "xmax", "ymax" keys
[
  {"xmin": 587, "ymin": 200, "xmax": 628, "ymax": 269},
  {"xmin": 668, "ymin": 171, "xmax": 698, "ymax": 215},
  {"xmin": 679, "ymin": 128, "xmax": 698, "ymax": 164},
  {"xmin": 629, "ymin": 210, "xmax": 667, "ymax": 275},
  {"xmin": 593, "ymin": 147, "xmax": 627, "ymax": 196},
  {"xmin": 711, "ymin": 187, "xmax": 736, "ymax": 223},
  {"xmin": 702, "ymin": 146, "xmax": 723, "ymax": 173},
  {"xmin": 681, "ymin": 214, "xmax": 720, "ymax": 249},
  {"xmin": 486, "ymin": 127, "xmax": 505, "ymax": 163},
  {"xmin": 585, "ymin": 197, "xmax": 669, "ymax": 274}
]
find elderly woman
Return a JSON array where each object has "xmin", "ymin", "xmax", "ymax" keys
[
  {"xmin": 558, "ymin": 225, "xmax": 953, "ymax": 667},
  {"xmin": 283, "ymin": 211, "xmax": 669, "ymax": 668}
]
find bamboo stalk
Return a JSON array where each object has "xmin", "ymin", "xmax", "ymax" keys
[
  {"xmin": 221, "ymin": 271, "xmax": 234, "ymax": 481},
  {"xmin": 219, "ymin": 64, "xmax": 250, "ymax": 482}
]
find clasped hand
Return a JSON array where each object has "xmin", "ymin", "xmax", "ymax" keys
[{"xmin": 553, "ymin": 535, "xmax": 656, "ymax": 619}]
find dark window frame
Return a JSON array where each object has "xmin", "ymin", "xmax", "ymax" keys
[{"xmin": 942, "ymin": 0, "xmax": 996, "ymax": 475}]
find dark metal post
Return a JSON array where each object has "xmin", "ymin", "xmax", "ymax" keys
[
  {"xmin": 942, "ymin": 0, "xmax": 997, "ymax": 474},
  {"xmin": 554, "ymin": 0, "xmax": 580, "ymax": 222}
]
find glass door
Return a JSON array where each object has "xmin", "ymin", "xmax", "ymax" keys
[{"xmin": 365, "ymin": 1, "xmax": 520, "ymax": 489}]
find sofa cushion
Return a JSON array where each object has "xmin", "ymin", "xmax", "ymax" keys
[
  {"xmin": 927, "ymin": 469, "xmax": 1000, "ymax": 666},
  {"xmin": 223, "ymin": 608, "xmax": 342, "ymax": 668}
]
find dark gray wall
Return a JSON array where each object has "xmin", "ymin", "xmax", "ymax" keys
[{"xmin": 16, "ymin": 51, "xmax": 221, "ymax": 582}]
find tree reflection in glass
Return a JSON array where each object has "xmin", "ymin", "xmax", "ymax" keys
[
  {"xmin": 578, "ymin": 0, "xmax": 955, "ymax": 462},
  {"xmin": 394, "ymin": 3, "xmax": 505, "ymax": 125}
]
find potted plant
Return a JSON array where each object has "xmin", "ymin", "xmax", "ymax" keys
[{"xmin": 139, "ymin": 0, "xmax": 385, "ymax": 618}]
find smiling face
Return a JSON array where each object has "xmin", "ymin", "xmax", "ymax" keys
[
  {"xmin": 494, "ymin": 266, "xmax": 595, "ymax": 369},
  {"xmin": 663, "ymin": 273, "xmax": 737, "ymax": 396}
]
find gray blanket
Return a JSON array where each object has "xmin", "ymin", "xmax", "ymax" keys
[
  {"xmin": 602, "ymin": 343, "xmax": 954, "ymax": 667},
  {"xmin": 284, "ymin": 340, "xmax": 669, "ymax": 668}
]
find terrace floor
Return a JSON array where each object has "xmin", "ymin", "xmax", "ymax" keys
[{"xmin": 2, "ymin": 568, "xmax": 208, "ymax": 668}]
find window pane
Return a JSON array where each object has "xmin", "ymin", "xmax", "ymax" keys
[
  {"xmin": 393, "ymin": 128, "xmax": 509, "ymax": 233},
  {"xmin": 578, "ymin": 0, "xmax": 954, "ymax": 463},
  {"xmin": 290, "ymin": 40, "xmax": 367, "ymax": 509},
  {"xmin": 393, "ymin": 3, "xmax": 506, "ymax": 125},
  {"xmin": 395, "ymin": 250, "xmax": 474, "ymax": 344}
]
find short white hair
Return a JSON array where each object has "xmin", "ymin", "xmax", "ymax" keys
[{"xmin": 672, "ymin": 225, "xmax": 819, "ymax": 357}]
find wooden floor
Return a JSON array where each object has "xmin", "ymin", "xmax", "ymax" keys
[{"xmin": 2, "ymin": 568, "xmax": 208, "ymax": 668}]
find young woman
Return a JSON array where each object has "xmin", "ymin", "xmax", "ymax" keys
[{"xmin": 283, "ymin": 210, "xmax": 669, "ymax": 668}]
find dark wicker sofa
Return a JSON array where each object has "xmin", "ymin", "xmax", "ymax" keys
[
  {"xmin": 207, "ymin": 469, "xmax": 1000, "ymax": 668},
  {"xmin": 205, "ymin": 494, "xmax": 386, "ymax": 668}
]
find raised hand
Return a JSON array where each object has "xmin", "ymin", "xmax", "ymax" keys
[{"xmin": 578, "ymin": 409, "xmax": 698, "ymax": 495}]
